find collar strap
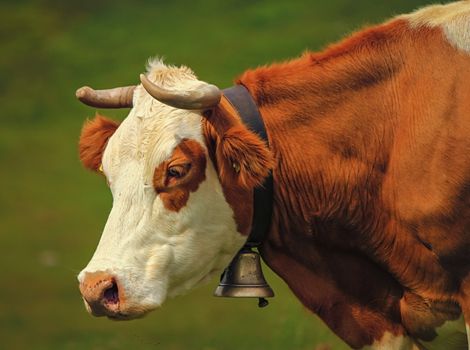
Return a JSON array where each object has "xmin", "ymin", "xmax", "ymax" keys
[{"xmin": 222, "ymin": 85, "xmax": 274, "ymax": 247}]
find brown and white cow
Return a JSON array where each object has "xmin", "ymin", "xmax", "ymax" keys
[{"xmin": 77, "ymin": 2, "xmax": 470, "ymax": 349}]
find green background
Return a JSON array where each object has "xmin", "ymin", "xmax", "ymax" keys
[{"xmin": 0, "ymin": 0, "xmax": 450, "ymax": 349}]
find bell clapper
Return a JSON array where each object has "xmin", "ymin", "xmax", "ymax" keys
[{"xmin": 258, "ymin": 297, "xmax": 269, "ymax": 308}]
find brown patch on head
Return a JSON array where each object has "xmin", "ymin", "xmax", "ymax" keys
[
  {"xmin": 79, "ymin": 114, "xmax": 120, "ymax": 171},
  {"xmin": 153, "ymin": 139, "xmax": 207, "ymax": 212}
]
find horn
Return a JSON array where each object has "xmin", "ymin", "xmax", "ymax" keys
[
  {"xmin": 75, "ymin": 85, "xmax": 136, "ymax": 108},
  {"xmin": 139, "ymin": 74, "xmax": 221, "ymax": 110},
  {"xmin": 214, "ymin": 246, "xmax": 274, "ymax": 308}
]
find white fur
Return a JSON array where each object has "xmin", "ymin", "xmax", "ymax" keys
[
  {"xmin": 362, "ymin": 333, "xmax": 418, "ymax": 350},
  {"xmin": 466, "ymin": 323, "xmax": 470, "ymax": 350},
  {"xmin": 78, "ymin": 59, "xmax": 246, "ymax": 317},
  {"xmin": 400, "ymin": 1, "xmax": 470, "ymax": 53},
  {"xmin": 362, "ymin": 317, "xmax": 468, "ymax": 350}
]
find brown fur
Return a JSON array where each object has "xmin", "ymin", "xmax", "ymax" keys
[
  {"xmin": 153, "ymin": 139, "xmax": 207, "ymax": 212},
  {"xmin": 227, "ymin": 18, "xmax": 470, "ymax": 348},
  {"xmin": 79, "ymin": 114, "xmax": 120, "ymax": 171},
  {"xmin": 204, "ymin": 97, "xmax": 275, "ymax": 189},
  {"xmin": 77, "ymin": 9, "xmax": 470, "ymax": 346},
  {"xmin": 203, "ymin": 96, "xmax": 275, "ymax": 235}
]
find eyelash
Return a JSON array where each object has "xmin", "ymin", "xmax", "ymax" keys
[
  {"xmin": 168, "ymin": 167, "xmax": 183, "ymax": 178},
  {"xmin": 167, "ymin": 164, "xmax": 190, "ymax": 179}
]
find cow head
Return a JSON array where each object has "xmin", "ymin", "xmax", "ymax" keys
[{"xmin": 76, "ymin": 60, "xmax": 274, "ymax": 320}]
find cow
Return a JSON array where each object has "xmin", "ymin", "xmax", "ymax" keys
[{"xmin": 76, "ymin": 1, "xmax": 470, "ymax": 349}]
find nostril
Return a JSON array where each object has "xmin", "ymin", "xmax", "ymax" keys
[
  {"xmin": 79, "ymin": 272, "xmax": 123, "ymax": 316},
  {"xmin": 103, "ymin": 280, "xmax": 119, "ymax": 305}
]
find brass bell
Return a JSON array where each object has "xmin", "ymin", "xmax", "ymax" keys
[{"xmin": 214, "ymin": 246, "xmax": 274, "ymax": 307}]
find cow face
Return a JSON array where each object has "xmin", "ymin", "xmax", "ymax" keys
[
  {"xmin": 77, "ymin": 61, "xmax": 273, "ymax": 319},
  {"xmin": 78, "ymin": 113, "xmax": 244, "ymax": 319}
]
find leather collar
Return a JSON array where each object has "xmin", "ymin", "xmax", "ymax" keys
[{"xmin": 222, "ymin": 85, "xmax": 274, "ymax": 247}]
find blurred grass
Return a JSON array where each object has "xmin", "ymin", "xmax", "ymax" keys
[{"xmin": 0, "ymin": 0, "xmax": 451, "ymax": 349}]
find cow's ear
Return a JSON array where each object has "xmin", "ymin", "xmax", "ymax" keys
[
  {"xmin": 203, "ymin": 99, "xmax": 275, "ymax": 189},
  {"xmin": 79, "ymin": 114, "xmax": 119, "ymax": 172}
]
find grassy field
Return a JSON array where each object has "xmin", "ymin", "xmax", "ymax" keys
[{"xmin": 0, "ymin": 0, "xmax": 450, "ymax": 349}]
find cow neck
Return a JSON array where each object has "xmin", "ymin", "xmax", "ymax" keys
[{"xmin": 221, "ymin": 85, "xmax": 274, "ymax": 247}]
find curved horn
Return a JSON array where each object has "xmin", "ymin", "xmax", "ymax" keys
[
  {"xmin": 139, "ymin": 74, "xmax": 221, "ymax": 110},
  {"xmin": 75, "ymin": 85, "xmax": 136, "ymax": 108}
]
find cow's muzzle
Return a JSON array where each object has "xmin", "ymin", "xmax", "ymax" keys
[{"xmin": 79, "ymin": 271, "xmax": 122, "ymax": 318}]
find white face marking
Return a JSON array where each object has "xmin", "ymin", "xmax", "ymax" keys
[
  {"xmin": 78, "ymin": 60, "xmax": 246, "ymax": 317},
  {"xmin": 400, "ymin": 1, "xmax": 470, "ymax": 53}
]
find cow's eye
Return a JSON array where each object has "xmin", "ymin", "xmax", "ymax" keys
[{"xmin": 167, "ymin": 164, "xmax": 190, "ymax": 179}]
